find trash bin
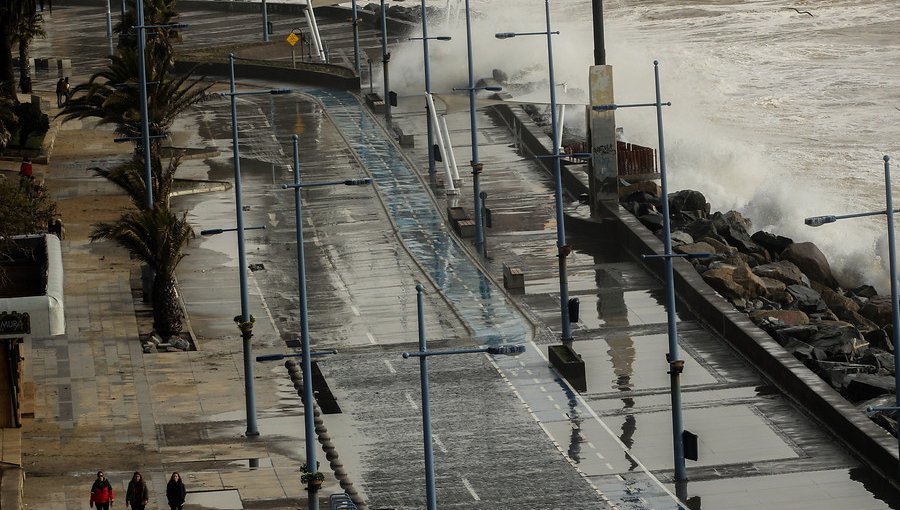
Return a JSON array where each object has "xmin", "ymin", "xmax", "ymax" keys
[{"xmin": 267, "ymin": 21, "xmax": 274, "ymax": 35}]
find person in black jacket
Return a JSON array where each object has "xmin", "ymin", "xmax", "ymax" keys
[
  {"xmin": 166, "ymin": 472, "xmax": 187, "ymax": 510},
  {"xmin": 125, "ymin": 472, "xmax": 149, "ymax": 510}
]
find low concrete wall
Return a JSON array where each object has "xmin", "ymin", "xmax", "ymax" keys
[
  {"xmin": 174, "ymin": 59, "xmax": 360, "ymax": 90},
  {"xmin": 490, "ymin": 100, "xmax": 900, "ymax": 487}
]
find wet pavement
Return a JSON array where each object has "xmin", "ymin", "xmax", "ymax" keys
[{"xmin": 18, "ymin": 2, "xmax": 900, "ymax": 510}]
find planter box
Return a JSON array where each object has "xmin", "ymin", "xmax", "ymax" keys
[{"xmin": 548, "ymin": 344, "xmax": 585, "ymax": 392}]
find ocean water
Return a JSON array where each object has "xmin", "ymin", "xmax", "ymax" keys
[{"xmin": 383, "ymin": 0, "xmax": 900, "ymax": 290}]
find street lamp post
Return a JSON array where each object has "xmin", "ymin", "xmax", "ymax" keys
[
  {"xmin": 283, "ymin": 134, "xmax": 372, "ymax": 510},
  {"xmin": 105, "ymin": 0, "xmax": 112, "ymax": 37},
  {"xmin": 807, "ymin": 155, "xmax": 900, "ymax": 480},
  {"xmin": 262, "ymin": 0, "xmax": 269, "ymax": 42},
  {"xmin": 224, "ymin": 53, "xmax": 291, "ymax": 437},
  {"xmin": 351, "ymin": 0, "xmax": 361, "ymax": 76},
  {"xmin": 402, "ymin": 284, "xmax": 525, "ymax": 510},
  {"xmin": 380, "ymin": 0, "xmax": 391, "ymax": 126},
  {"xmin": 495, "ymin": 0, "xmax": 572, "ymax": 344},
  {"xmin": 459, "ymin": 0, "xmax": 501, "ymax": 258},
  {"xmin": 135, "ymin": 0, "xmax": 152, "ymax": 209},
  {"xmin": 131, "ymin": 12, "xmax": 190, "ymax": 209},
  {"xmin": 592, "ymin": 61, "xmax": 694, "ymax": 484},
  {"xmin": 410, "ymin": 25, "xmax": 451, "ymax": 180}
]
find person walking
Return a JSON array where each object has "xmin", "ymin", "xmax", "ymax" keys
[
  {"xmin": 55, "ymin": 78, "xmax": 65, "ymax": 107},
  {"xmin": 63, "ymin": 77, "xmax": 71, "ymax": 103},
  {"xmin": 89, "ymin": 471, "xmax": 115, "ymax": 510},
  {"xmin": 125, "ymin": 472, "xmax": 149, "ymax": 510},
  {"xmin": 166, "ymin": 472, "xmax": 187, "ymax": 510}
]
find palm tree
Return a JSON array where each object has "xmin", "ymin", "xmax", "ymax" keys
[
  {"xmin": 13, "ymin": 7, "xmax": 44, "ymax": 93},
  {"xmin": 91, "ymin": 153, "xmax": 182, "ymax": 209},
  {"xmin": 91, "ymin": 206, "xmax": 194, "ymax": 337},
  {"xmin": 0, "ymin": 0, "xmax": 33, "ymax": 98},
  {"xmin": 60, "ymin": 46, "xmax": 212, "ymax": 156},
  {"xmin": 116, "ymin": 0, "xmax": 180, "ymax": 60}
]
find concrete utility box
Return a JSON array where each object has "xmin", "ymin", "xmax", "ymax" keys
[
  {"xmin": 502, "ymin": 263, "xmax": 525, "ymax": 291},
  {"xmin": 457, "ymin": 219, "xmax": 475, "ymax": 238},
  {"xmin": 56, "ymin": 58, "xmax": 72, "ymax": 70}
]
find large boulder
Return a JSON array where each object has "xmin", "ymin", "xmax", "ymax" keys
[
  {"xmin": 619, "ymin": 180, "xmax": 660, "ymax": 201},
  {"xmin": 680, "ymin": 218, "xmax": 723, "ymax": 245},
  {"xmin": 820, "ymin": 288, "xmax": 859, "ymax": 320},
  {"xmin": 780, "ymin": 242, "xmax": 839, "ymax": 288},
  {"xmin": 786, "ymin": 284, "xmax": 827, "ymax": 314},
  {"xmin": 668, "ymin": 190, "xmax": 709, "ymax": 217},
  {"xmin": 674, "ymin": 241, "xmax": 716, "ymax": 257},
  {"xmin": 702, "ymin": 266, "xmax": 743, "ymax": 300},
  {"xmin": 749, "ymin": 309, "xmax": 810, "ymax": 327},
  {"xmin": 733, "ymin": 263, "xmax": 767, "ymax": 299},
  {"xmin": 808, "ymin": 320, "xmax": 865, "ymax": 357},
  {"xmin": 711, "ymin": 211, "xmax": 766, "ymax": 256},
  {"xmin": 860, "ymin": 295, "xmax": 895, "ymax": 327},
  {"xmin": 752, "ymin": 260, "xmax": 809, "ymax": 287},
  {"xmin": 751, "ymin": 230, "xmax": 794, "ymax": 254},
  {"xmin": 844, "ymin": 374, "xmax": 896, "ymax": 402}
]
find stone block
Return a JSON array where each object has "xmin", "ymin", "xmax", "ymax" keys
[
  {"xmin": 502, "ymin": 263, "xmax": 525, "ymax": 290},
  {"xmin": 56, "ymin": 58, "xmax": 72, "ymax": 70},
  {"xmin": 457, "ymin": 219, "xmax": 475, "ymax": 238}
]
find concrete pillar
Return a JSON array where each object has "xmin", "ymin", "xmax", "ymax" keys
[{"xmin": 588, "ymin": 65, "xmax": 617, "ymax": 217}]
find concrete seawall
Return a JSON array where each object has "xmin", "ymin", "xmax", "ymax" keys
[{"xmin": 486, "ymin": 100, "xmax": 900, "ymax": 487}]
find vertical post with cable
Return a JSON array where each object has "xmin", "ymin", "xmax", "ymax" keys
[
  {"xmin": 415, "ymin": 284, "xmax": 437, "ymax": 510},
  {"xmin": 421, "ymin": 0, "xmax": 436, "ymax": 177},
  {"xmin": 229, "ymin": 53, "xmax": 259, "ymax": 438},
  {"xmin": 380, "ymin": 0, "xmax": 391, "ymax": 126},
  {"xmin": 464, "ymin": 0, "xmax": 485, "ymax": 257},
  {"xmin": 135, "ymin": 0, "xmax": 153, "ymax": 209},
  {"xmin": 291, "ymin": 135, "xmax": 319, "ymax": 510},
  {"xmin": 653, "ymin": 60, "xmax": 685, "ymax": 482},
  {"xmin": 542, "ymin": 0, "xmax": 573, "ymax": 345}
]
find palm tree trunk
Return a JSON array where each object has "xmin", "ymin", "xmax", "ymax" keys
[
  {"xmin": 0, "ymin": 20, "xmax": 16, "ymax": 99},
  {"xmin": 151, "ymin": 273, "xmax": 183, "ymax": 338},
  {"xmin": 18, "ymin": 27, "xmax": 31, "ymax": 94}
]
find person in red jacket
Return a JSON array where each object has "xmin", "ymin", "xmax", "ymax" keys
[{"xmin": 90, "ymin": 471, "xmax": 115, "ymax": 509}]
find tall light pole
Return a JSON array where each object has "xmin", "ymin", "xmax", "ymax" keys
[
  {"xmin": 496, "ymin": 0, "xmax": 573, "ymax": 345},
  {"xmin": 462, "ymin": 0, "xmax": 490, "ymax": 257},
  {"xmin": 225, "ymin": 54, "xmax": 291, "ymax": 437},
  {"xmin": 351, "ymin": 0, "xmax": 361, "ymax": 76},
  {"xmin": 410, "ymin": 6, "xmax": 450, "ymax": 179},
  {"xmin": 283, "ymin": 135, "xmax": 372, "ymax": 509},
  {"xmin": 105, "ymin": 0, "xmax": 113, "ymax": 37},
  {"xmin": 807, "ymin": 155, "xmax": 900, "ymax": 480},
  {"xmin": 593, "ymin": 61, "xmax": 690, "ymax": 483},
  {"xmin": 262, "ymin": 0, "xmax": 270, "ymax": 42},
  {"xmin": 380, "ymin": 0, "xmax": 391, "ymax": 125},
  {"xmin": 421, "ymin": 0, "xmax": 436, "ymax": 177},
  {"xmin": 402, "ymin": 284, "xmax": 525, "ymax": 510},
  {"xmin": 135, "ymin": 0, "xmax": 152, "ymax": 209},
  {"xmin": 652, "ymin": 60, "xmax": 686, "ymax": 483}
]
